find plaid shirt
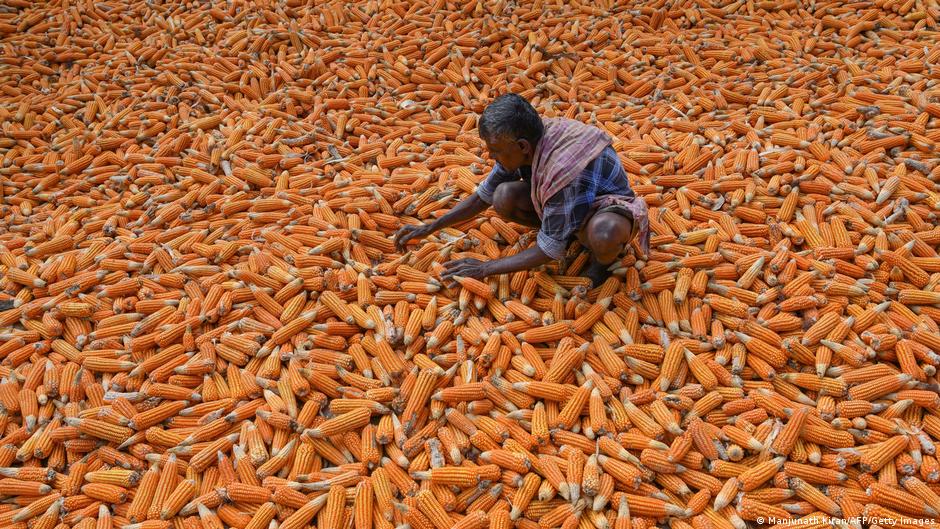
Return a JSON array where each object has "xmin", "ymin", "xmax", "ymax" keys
[{"xmin": 476, "ymin": 146, "xmax": 635, "ymax": 260}]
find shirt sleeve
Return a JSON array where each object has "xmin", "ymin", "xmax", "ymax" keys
[
  {"xmin": 536, "ymin": 183, "xmax": 590, "ymax": 261},
  {"xmin": 475, "ymin": 163, "xmax": 512, "ymax": 204}
]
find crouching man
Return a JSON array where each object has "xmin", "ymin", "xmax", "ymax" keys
[{"xmin": 396, "ymin": 93, "xmax": 649, "ymax": 286}]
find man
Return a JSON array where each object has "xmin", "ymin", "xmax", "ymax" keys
[{"xmin": 395, "ymin": 93, "xmax": 649, "ymax": 287}]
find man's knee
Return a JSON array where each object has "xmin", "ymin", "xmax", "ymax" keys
[
  {"xmin": 492, "ymin": 182, "xmax": 529, "ymax": 218},
  {"xmin": 586, "ymin": 213, "xmax": 632, "ymax": 256}
]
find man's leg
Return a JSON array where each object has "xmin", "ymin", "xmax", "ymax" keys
[
  {"xmin": 582, "ymin": 212, "xmax": 633, "ymax": 286},
  {"xmin": 492, "ymin": 181, "xmax": 540, "ymax": 228}
]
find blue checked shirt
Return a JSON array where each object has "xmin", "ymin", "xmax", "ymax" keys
[{"xmin": 476, "ymin": 146, "xmax": 635, "ymax": 260}]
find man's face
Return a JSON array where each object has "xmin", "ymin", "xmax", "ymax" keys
[{"xmin": 484, "ymin": 134, "xmax": 533, "ymax": 172}]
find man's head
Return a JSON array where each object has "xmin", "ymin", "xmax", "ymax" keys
[{"xmin": 479, "ymin": 93, "xmax": 543, "ymax": 172}]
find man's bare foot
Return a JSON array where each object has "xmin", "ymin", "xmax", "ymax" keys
[{"xmin": 582, "ymin": 259, "xmax": 612, "ymax": 288}]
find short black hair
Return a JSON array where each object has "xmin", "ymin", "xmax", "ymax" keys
[{"xmin": 478, "ymin": 93, "xmax": 544, "ymax": 146}]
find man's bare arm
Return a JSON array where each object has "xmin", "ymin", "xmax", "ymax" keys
[
  {"xmin": 442, "ymin": 245, "xmax": 552, "ymax": 280},
  {"xmin": 429, "ymin": 192, "xmax": 490, "ymax": 232},
  {"xmin": 396, "ymin": 192, "xmax": 490, "ymax": 251}
]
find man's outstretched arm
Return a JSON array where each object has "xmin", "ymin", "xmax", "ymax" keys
[
  {"xmin": 395, "ymin": 192, "xmax": 490, "ymax": 251},
  {"xmin": 433, "ymin": 192, "xmax": 491, "ymax": 231},
  {"xmin": 442, "ymin": 245, "xmax": 552, "ymax": 280}
]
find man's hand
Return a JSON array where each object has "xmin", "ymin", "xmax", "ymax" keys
[
  {"xmin": 395, "ymin": 223, "xmax": 435, "ymax": 252},
  {"xmin": 442, "ymin": 258, "xmax": 491, "ymax": 281},
  {"xmin": 442, "ymin": 246, "xmax": 551, "ymax": 283},
  {"xmin": 394, "ymin": 193, "xmax": 491, "ymax": 253}
]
